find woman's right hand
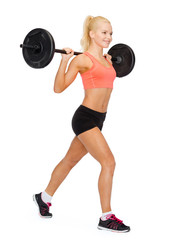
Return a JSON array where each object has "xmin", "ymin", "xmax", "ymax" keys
[{"xmin": 61, "ymin": 48, "xmax": 74, "ymax": 61}]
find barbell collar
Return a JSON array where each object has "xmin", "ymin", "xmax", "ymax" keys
[
  {"xmin": 113, "ymin": 56, "xmax": 123, "ymax": 64},
  {"xmin": 20, "ymin": 44, "xmax": 40, "ymax": 50}
]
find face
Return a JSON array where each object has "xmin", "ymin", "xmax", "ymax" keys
[{"xmin": 90, "ymin": 21, "xmax": 113, "ymax": 49}]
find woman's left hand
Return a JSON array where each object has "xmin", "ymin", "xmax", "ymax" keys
[{"xmin": 104, "ymin": 53, "xmax": 112, "ymax": 63}]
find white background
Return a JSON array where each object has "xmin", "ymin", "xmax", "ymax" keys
[{"xmin": 1, "ymin": 0, "xmax": 186, "ymax": 239}]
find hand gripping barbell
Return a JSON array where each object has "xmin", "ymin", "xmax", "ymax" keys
[{"xmin": 20, "ymin": 28, "xmax": 135, "ymax": 77}]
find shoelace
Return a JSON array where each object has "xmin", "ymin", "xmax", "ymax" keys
[
  {"xmin": 41, "ymin": 202, "xmax": 52, "ymax": 215},
  {"xmin": 47, "ymin": 202, "xmax": 52, "ymax": 207},
  {"xmin": 110, "ymin": 214, "xmax": 123, "ymax": 224}
]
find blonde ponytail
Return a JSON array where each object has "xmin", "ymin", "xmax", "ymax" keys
[
  {"xmin": 80, "ymin": 15, "xmax": 111, "ymax": 52},
  {"xmin": 80, "ymin": 16, "xmax": 94, "ymax": 52}
]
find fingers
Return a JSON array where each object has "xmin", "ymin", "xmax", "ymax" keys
[
  {"xmin": 61, "ymin": 48, "xmax": 74, "ymax": 62},
  {"xmin": 62, "ymin": 48, "xmax": 74, "ymax": 55},
  {"xmin": 104, "ymin": 53, "xmax": 112, "ymax": 61}
]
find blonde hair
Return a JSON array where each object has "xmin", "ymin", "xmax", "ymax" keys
[{"xmin": 80, "ymin": 15, "xmax": 111, "ymax": 52}]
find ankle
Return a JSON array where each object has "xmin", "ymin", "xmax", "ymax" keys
[
  {"xmin": 42, "ymin": 191, "xmax": 53, "ymax": 203},
  {"xmin": 102, "ymin": 207, "xmax": 112, "ymax": 213},
  {"xmin": 101, "ymin": 211, "xmax": 113, "ymax": 220}
]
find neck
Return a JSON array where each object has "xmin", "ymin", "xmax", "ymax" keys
[{"xmin": 87, "ymin": 43, "xmax": 103, "ymax": 58}]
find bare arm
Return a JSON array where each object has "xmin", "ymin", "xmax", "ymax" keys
[{"xmin": 54, "ymin": 48, "xmax": 80, "ymax": 93}]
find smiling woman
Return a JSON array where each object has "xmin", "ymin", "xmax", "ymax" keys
[
  {"xmin": 80, "ymin": 16, "xmax": 112, "ymax": 52},
  {"xmin": 33, "ymin": 15, "xmax": 130, "ymax": 233}
]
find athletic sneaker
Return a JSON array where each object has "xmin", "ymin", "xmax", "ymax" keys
[
  {"xmin": 97, "ymin": 214, "xmax": 130, "ymax": 233},
  {"xmin": 33, "ymin": 193, "xmax": 52, "ymax": 218}
]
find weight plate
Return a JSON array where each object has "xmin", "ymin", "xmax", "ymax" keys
[
  {"xmin": 22, "ymin": 28, "xmax": 55, "ymax": 68},
  {"xmin": 108, "ymin": 43, "xmax": 135, "ymax": 77}
]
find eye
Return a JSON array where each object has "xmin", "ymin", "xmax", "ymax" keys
[{"xmin": 102, "ymin": 31, "xmax": 113, "ymax": 36}]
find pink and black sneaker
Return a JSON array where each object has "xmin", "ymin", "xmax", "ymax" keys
[
  {"xmin": 33, "ymin": 193, "xmax": 52, "ymax": 218},
  {"xmin": 97, "ymin": 214, "xmax": 130, "ymax": 233}
]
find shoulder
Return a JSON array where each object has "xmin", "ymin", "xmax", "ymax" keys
[
  {"xmin": 72, "ymin": 53, "xmax": 92, "ymax": 71},
  {"xmin": 74, "ymin": 53, "xmax": 90, "ymax": 64}
]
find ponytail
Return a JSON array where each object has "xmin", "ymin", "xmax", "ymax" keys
[
  {"xmin": 80, "ymin": 15, "xmax": 110, "ymax": 52},
  {"xmin": 80, "ymin": 16, "xmax": 94, "ymax": 52}
]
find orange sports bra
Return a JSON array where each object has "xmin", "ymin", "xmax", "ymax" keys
[{"xmin": 80, "ymin": 52, "xmax": 116, "ymax": 90}]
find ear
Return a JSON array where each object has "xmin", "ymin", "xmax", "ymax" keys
[{"xmin": 89, "ymin": 30, "xmax": 95, "ymax": 39}]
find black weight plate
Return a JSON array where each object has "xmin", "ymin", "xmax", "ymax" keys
[
  {"xmin": 22, "ymin": 28, "xmax": 55, "ymax": 68},
  {"xmin": 108, "ymin": 43, "xmax": 135, "ymax": 77}
]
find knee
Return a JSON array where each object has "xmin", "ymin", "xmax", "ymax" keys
[
  {"xmin": 64, "ymin": 152, "xmax": 85, "ymax": 168},
  {"xmin": 65, "ymin": 157, "xmax": 80, "ymax": 169},
  {"xmin": 101, "ymin": 155, "xmax": 116, "ymax": 173},
  {"xmin": 63, "ymin": 146, "xmax": 87, "ymax": 169}
]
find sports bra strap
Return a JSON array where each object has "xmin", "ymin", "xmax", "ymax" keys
[
  {"xmin": 83, "ymin": 52, "xmax": 97, "ymax": 63},
  {"xmin": 84, "ymin": 52, "xmax": 112, "ymax": 67}
]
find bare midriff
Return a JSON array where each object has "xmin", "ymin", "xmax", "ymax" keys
[{"xmin": 82, "ymin": 88, "xmax": 112, "ymax": 113}]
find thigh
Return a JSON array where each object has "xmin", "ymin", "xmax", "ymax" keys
[
  {"xmin": 77, "ymin": 127, "xmax": 115, "ymax": 166},
  {"xmin": 63, "ymin": 136, "xmax": 88, "ymax": 166}
]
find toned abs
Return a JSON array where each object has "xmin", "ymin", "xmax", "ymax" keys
[{"xmin": 82, "ymin": 88, "xmax": 112, "ymax": 113}]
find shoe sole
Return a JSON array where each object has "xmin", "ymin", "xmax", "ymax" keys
[
  {"xmin": 33, "ymin": 194, "xmax": 52, "ymax": 219},
  {"xmin": 97, "ymin": 226, "xmax": 130, "ymax": 233}
]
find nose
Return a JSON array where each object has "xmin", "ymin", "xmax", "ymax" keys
[
  {"xmin": 107, "ymin": 33, "xmax": 112, "ymax": 40},
  {"xmin": 105, "ymin": 35, "xmax": 111, "ymax": 42}
]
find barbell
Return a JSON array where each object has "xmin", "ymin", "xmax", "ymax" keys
[{"xmin": 20, "ymin": 28, "xmax": 135, "ymax": 77}]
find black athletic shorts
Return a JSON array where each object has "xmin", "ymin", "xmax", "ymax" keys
[{"xmin": 72, "ymin": 105, "xmax": 107, "ymax": 136}]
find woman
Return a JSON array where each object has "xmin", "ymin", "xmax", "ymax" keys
[{"xmin": 33, "ymin": 16, "xmax": 130, "ymax": 233}]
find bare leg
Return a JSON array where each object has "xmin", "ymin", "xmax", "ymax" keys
[
  {"xmin": 78, "ymin": 127, "xmax": 116, "ymax": 213},
  {"xmin": 45, "ymin": 136, "xmax": 87, "ymax": 196}
]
